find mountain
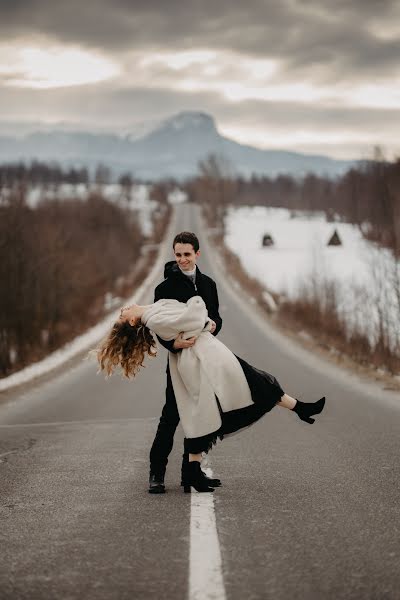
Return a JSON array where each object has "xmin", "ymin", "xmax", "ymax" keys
[{"xmin": 0, "ymin": 111, "xmax": 356, "ymax": 180}]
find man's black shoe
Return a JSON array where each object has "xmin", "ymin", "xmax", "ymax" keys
[{"xmin": 148, "ymin": 473, "xmax": 166, "ymax": 494}]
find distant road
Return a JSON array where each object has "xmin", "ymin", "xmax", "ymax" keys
[{"xmin": 1, "ymin": 202, "xmax": 399, "ymax": 600}]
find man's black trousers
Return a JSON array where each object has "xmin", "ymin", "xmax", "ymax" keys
[{"xmin": 149, "ymin": 365, "xmax": 189, "ymax": 475}]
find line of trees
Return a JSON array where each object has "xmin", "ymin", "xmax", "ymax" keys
[
  {"xmin": 187, "ymin": 150, "xmax": 400, "ymax": 256},
  {"xmin": 0, "ymin": 191, "xmax": 146, "ymax": 376},
  {"xmin": 186, "ymin": 154, "xmax": 236, "ymax": 227},
  {"xmin": 0, "ymin": 160, "xmax": 138, "ymax": 189},
  {"xmin": 233, "ymin": 159, "xmax": 400, "ymax": 253},
  {"xmin": 0, "ymin": 161, "xmax": 90, "ymax": 187}
]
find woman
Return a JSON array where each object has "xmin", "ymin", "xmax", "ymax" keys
[{"xmin": 97, "ymin": 296, "xmax": 326, "ymax": 493}]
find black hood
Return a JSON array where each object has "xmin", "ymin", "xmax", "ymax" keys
[{"xmin": 163, "ymin": 260, "xmax": 180, "ymax": 279}]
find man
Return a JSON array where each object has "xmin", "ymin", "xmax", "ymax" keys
[{"xmin": 149, "ymin": 231, "xmax": 223, "ymax": 493}]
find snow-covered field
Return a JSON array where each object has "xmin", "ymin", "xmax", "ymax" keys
[{"xmin": 224, "ymin": 206, "xmax": 400, "ymax": 354}]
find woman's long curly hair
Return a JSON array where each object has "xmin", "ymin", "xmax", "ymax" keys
[{"xmin": 97, "ymin": 319, "xmax": 157, "ymax": 378}]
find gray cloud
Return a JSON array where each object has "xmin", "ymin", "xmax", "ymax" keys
[
  {"xmin": 0, "ymin": 81, "xmax": 397, "ymax": 136},
  {"xmin": 1, "ymin": 0, "xmax": 399, "ymax": 158},
  {"xmin": 1, "ymin": 0, "xmax": 400, "ymax": 83}
]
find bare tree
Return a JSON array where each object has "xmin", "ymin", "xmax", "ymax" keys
[{"xmin": 195, "ymin": 153, "xmax": 237, "ymax": 226}]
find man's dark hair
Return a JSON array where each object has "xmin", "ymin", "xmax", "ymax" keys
[{"xmin": 173, "ymin": 231, "xmax": 200, "ymax": 252}]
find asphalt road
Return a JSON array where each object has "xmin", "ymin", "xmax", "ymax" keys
[{"xmin": 1, "ymin": 203, "xmax": 399, "ymax": 600}]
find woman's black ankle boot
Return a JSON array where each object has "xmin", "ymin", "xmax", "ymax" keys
[
  {"xmin": 181, "ymin": 454, "xmax": 221, "ymax": 489},
  {"xmin": 184, "ymin": 461, "xmax": 215, "ymax": 493},
  {"xmin": 292, "ymin": 397, "xmax": 326, "ymax": 424}
]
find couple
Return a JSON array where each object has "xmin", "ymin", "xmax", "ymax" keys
[{"xmin": 97, "ymin": 231, "xmax": 326, "ymax": 493}]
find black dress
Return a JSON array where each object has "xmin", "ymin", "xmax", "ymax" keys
[{"xmin": 185, "ymin": 355, "xmax": 285, "ymax": 454}]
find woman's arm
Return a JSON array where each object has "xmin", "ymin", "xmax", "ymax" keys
[
  {"xmin": 153, "ymin": 288, "xmax": 181, "ymax": 354},
  {"xmin": 142, "ymin": 296, "xmax": 209, "ymax": 343}
]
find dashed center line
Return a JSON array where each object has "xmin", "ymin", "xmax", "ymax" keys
[{"xmin": 189, "ymin": 466, "xmax": 226, "ymax": 600}]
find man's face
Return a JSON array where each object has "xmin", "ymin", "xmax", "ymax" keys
[{"xmin": 174, "ymin": 242, "xmax": 200, "ymax": 271}]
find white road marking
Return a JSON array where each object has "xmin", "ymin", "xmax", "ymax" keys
[{"xmin": 189, "ymin": 465, "xmax": 226, "ymax": 600}]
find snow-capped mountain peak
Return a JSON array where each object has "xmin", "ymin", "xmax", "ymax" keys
[
  {"xmin": 0, "ymin": 111, "xmax": 357, "ymax": 180},
  {"xmin": 162, "ymin": 111, "xmax": 217, "ymax": 132}
]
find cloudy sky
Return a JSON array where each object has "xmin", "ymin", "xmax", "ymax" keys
[{"xmin": 0, "ymin": 0, "xmax": 399, "ymax": 159}]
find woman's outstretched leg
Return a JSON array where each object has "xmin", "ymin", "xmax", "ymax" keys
[
  {"xmin": 277, "ymin": 393, "xmax": 297, "ymax": 409},
  {"xmin": 189, "ymin": 453, "xmax": 202, "ymax": 462},
  {"xmin": 278, "ymin": 393, "xmax": 326, "ymax": 424}
]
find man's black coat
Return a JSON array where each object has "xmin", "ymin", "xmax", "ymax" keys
[
  {"xmin": 149, "ymin": 261, "xmax": 222, "ymax": 470},
  {"xmin": 154, "ymin": 260, "xmax": 222, "ymax": 354}
]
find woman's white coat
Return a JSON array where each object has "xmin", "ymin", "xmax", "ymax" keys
[{"xmin": 142, "ymin": 296, "xmax": 253, "ymax": 439}]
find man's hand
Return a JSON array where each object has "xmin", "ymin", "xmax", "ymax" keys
[
  {"xmin": 173, "ymin": 332, "xmax": 197, "ymax": 350},
  {"xmin": 209, "ymin": 320, "xmax": 216, "ymax": 334}
]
